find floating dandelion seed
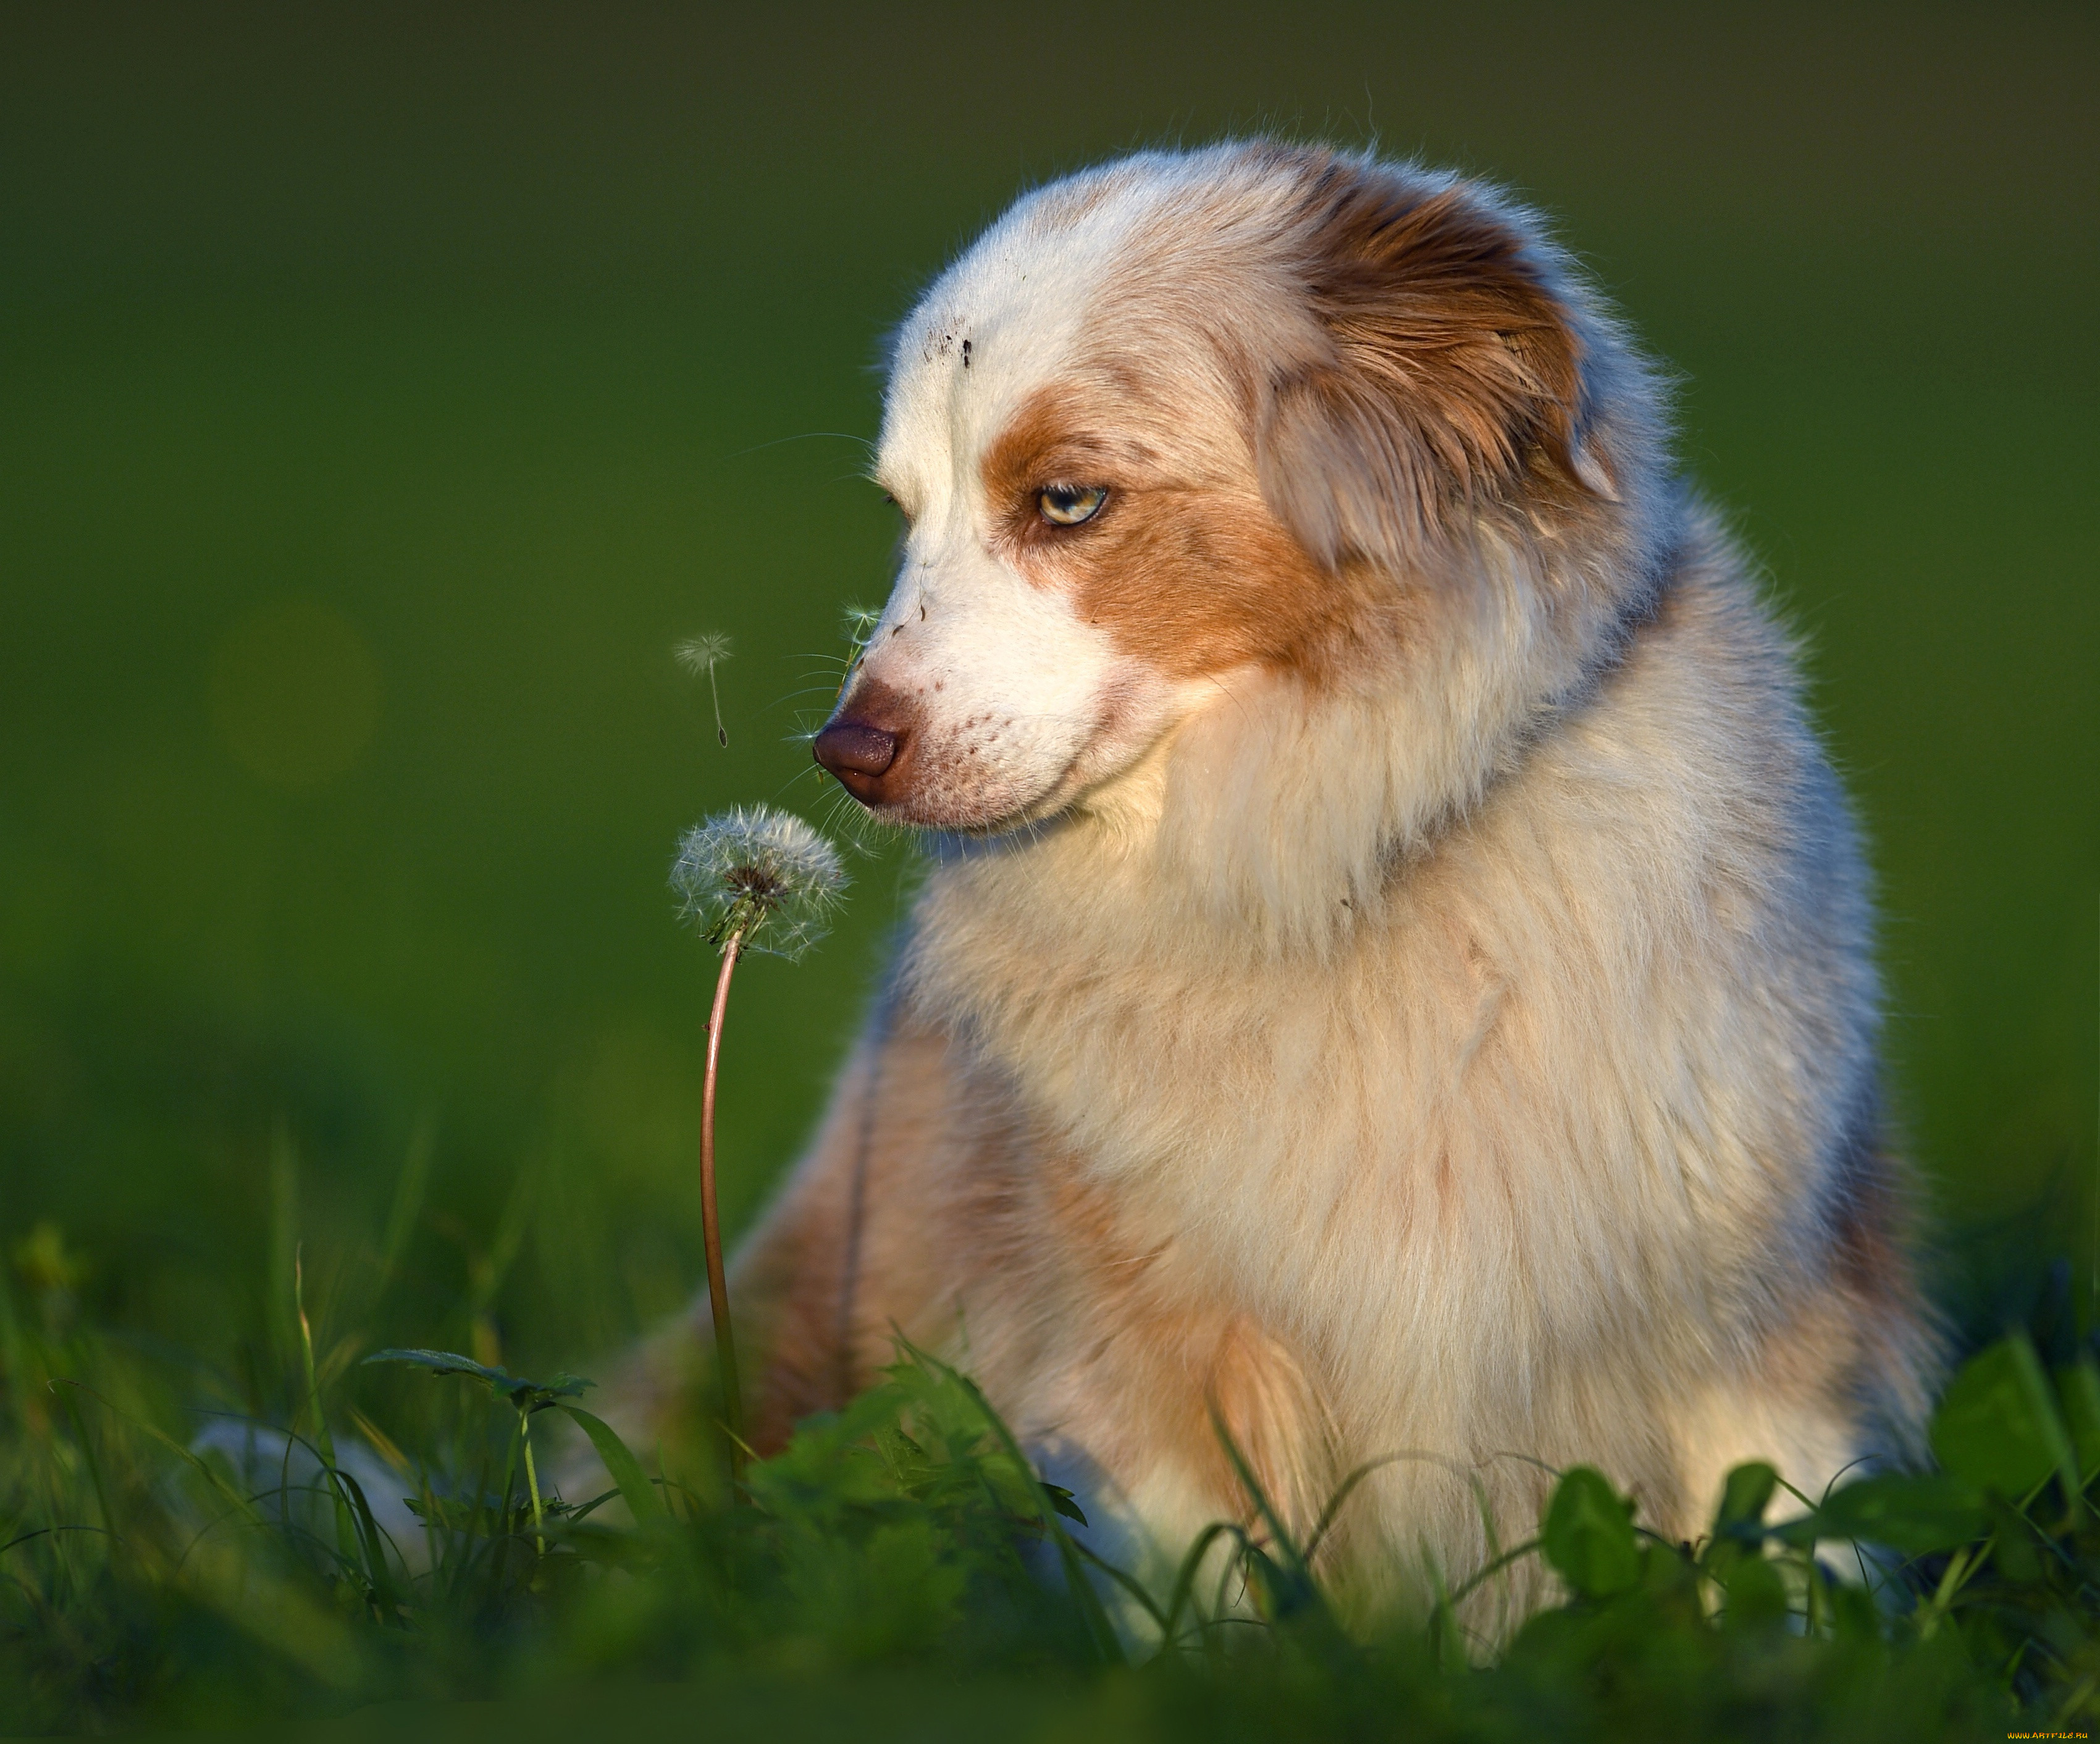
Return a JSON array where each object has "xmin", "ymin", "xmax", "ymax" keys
[
  {"xmin": 669, "ymin": 805, "xmax": 847, "ymax": 1468},
  {"xmin": 674, "ymin": 631, "xmax": 734, "ymax": 747}
]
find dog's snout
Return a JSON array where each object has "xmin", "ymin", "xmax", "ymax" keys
[
  {"xmin": 813, "ymin": 679, "xmax": 917, "ymax": 806},
  {"xmin": 813, "ymin": 719, "xmax": 899, "ymax": 779}
]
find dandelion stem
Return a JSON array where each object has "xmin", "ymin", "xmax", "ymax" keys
[
  {"xmin": 707, "ymin": 662, "xmax": 728, "ymax": 747},
  {"xmin": 671, "ymin": 802, "xmax": 843, "ymax": 1477},
  {"xmin": 700, "ymin": 928, "xmax": 747, "ymax": 1474}
]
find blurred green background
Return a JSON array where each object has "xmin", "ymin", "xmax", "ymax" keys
[{"xmin": 1, "ymin": 4, "xmax": 2093, "ymax": 1389}]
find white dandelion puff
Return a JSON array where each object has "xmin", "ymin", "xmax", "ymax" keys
[
  {"xmin": 674, "ymin": 631, "xmax": 734, "ymax": 746},
  {"xmin": 670, "ymin": 804, "xmax": 847, "ymax": 963}
]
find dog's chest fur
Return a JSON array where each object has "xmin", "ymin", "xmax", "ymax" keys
[{"xmin": 891, "ymin": 530, "xmax": 1886, "ymax": 1561}]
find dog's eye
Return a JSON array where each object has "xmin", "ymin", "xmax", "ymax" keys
[{"xmin": 1037, "ymin": 484, "xmax": 1107, "ymax": 527}]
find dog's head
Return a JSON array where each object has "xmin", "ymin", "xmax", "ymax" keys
[{"xmin": 816, "ymin": 143, "xmax": 1658, "ymax": 850}]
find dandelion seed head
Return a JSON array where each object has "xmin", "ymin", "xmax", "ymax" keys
[
  {"xmin": 671, "ymin": 804, "xmax": 847, "ymax": 960},
  {"xmin": 674, "ymin": 632, "xmax": 734, "ymax": 674}
]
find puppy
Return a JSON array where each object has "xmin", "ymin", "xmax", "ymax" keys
[{"xmin": 650, "ymin": 142, "xmax": 1931, "ymax": 1616}]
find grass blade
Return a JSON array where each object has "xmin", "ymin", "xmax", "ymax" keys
[{"xmin": 555, "ymin": 1404, "xmax": 666, "ymax": 1524}]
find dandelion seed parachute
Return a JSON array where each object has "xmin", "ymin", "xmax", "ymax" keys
[
  {"xmin": 673, "ymin": 632, "xmax": 734, "ymax": 674},
  {"xmin": 674, "ymin": 633, "xmax": 735, "ymax": 746},
  {"xmin": 670, "ymin": 805, "xmax": 847, "ymax": 960}
]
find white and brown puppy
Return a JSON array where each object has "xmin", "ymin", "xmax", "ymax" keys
[{"xmin": 663, "ymin": 142, "xmax": 1932, "ymax": 1614}]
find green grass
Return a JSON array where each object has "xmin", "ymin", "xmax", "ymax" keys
[{"xmin": 3, "ymin": 1226, "xmax": 2098, "ymax": 1740}]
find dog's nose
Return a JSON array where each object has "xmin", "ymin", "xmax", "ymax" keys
[
  {"xmin": 813, "ymin": 718, "xmax": 899, "ymax": 780},
  {"xmin": 814, "ymin": 678, "xmax": 917, "ymax": 805}
]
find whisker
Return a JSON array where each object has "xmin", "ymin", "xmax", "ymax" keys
[{"xmin": 724, "ymin": 430, "xmax": 876, "ymax": 461}]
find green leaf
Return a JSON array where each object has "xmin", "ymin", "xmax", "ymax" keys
[
  {"xmin": 1718, "ymin": 1549, "xmax": 1789, "ymax": 1629},
  {"xmin": 364, "ymin": 1346, "xmax": 488, "ymax": 1380},
  {"xmin": 364, "ymin": 1348, "xmax": 593, "ymax": 1411},
  {"xmin": 1930, "ymin": 1335, "xmax": 2076, "ymax": 1498},
  {"xmin": 1827, "ymin": 1578, "xmax": 1883, "ymax": 1641},
  {"xmin": 2057, "ymin": 1357, "xmax": 2100, "ymax": 1483},
  {"xmin": 1983, "ymin": 1494, "xmax": 2043, "ymax": 1585},
  {"xmin": 1043, "ymin": 1482, "xmax": 1088, "ymax": 1527},
  {"xmin": 1542, "ymin": 1466, "xmax": 1641, "ymax": 1598},
  {"xmin": 1712, "ymin": 1461, "xmax": 1778, "ymax": 1538},
  {"xmin": 554, "ymin": 1404, "xmax": 665, "ymax": 1524},
  {"xmin": 1804, "ymin": 1473, "xmax": 1987, "ymax": 1554}
]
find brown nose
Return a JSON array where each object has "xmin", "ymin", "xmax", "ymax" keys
[{"xmin": 812, "ymin": 718, "xmax": 899, "ymax": 781}]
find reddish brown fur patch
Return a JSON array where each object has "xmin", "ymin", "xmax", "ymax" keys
[
  {"xmin": 1253, "ymin": 150, "xmax": 1590, "ymax": 566},
  {"xmin": 1831, "ymin": 1151, "xmax": 1915, "ymax": 1315},
  {"xmin": 1203, "ymin": 1314, "xmax": 1334, "ymax": 1540},
  {"xmin": 1828, "ymin": 1143, "xmax": 1937, "ymax": 1433},
  {"xmin": 978, "ymin": 381, "xmax": 1394, "ymax": 683}
]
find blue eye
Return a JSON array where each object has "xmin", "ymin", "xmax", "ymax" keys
[{"xmin": 1037, "ymin": 484, "xmax": 1108, "ymax": 526}]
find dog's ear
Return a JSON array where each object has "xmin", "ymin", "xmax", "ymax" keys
[{"xmin": 1258, "ymin": 165, "xmax": 1593, "ymax": 569}]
